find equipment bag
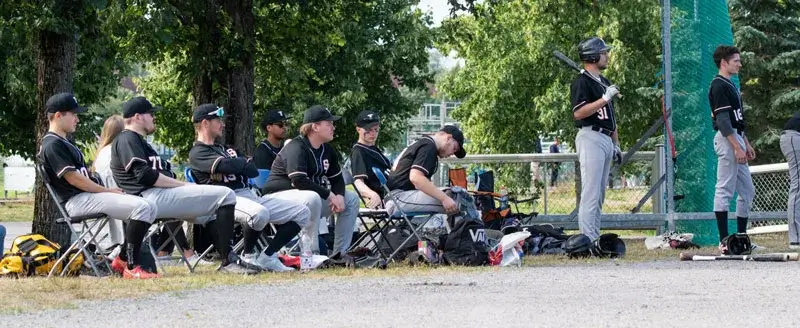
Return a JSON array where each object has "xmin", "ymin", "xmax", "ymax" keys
[
  {"xmin": 439, "ymin": 219, "xmax": 489, "ymax": 266},
  {"xmin": 0, "ymin": 234, "xmax": 83, "ymax": 277}
]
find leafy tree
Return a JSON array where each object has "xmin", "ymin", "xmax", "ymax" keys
[
  {"xmin": 436, "ymin": 0, "xmax": 663, "ymax": 193},
  {"xmin": 730, "ymin": 0, "xmax": 800, "ymax": 164},
  {"xmin": 0, "ymin": 0, "xmax": 128, "ymax": 244}
]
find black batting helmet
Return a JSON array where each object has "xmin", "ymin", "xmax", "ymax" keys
[
  {"xmin": 591, "ymin": 233, "xmax": 626, "ymax": 258},
  {"xmin": 565, "ymin": 234, "xmax": 593, "ymax": 258},
  {"xmin": 578, "ymin": 37, "xmax": 612, "ymax": 63}
]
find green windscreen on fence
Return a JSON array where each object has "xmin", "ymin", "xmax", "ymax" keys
[{"xmin": 670, "ymin": 0, "xmax": 738, "ymax": 246}]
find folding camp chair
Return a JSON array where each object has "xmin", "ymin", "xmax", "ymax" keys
[
  {"xmin": 181, "ymin": 167, "xmax": 274, "ymax": 270},
  {"xmin": 350, "ymin": 167, "xmax": 438, "ymax": 265},
  {"xmin": 447, "ymin": 168, "xmax": 538, "ymax": 227},
  {"xmin": 36, "ymin": 164, "xmax": 113, "ymax": 278}
]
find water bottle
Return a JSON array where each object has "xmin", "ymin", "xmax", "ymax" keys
[
  {"xmin": 498, "ymin": 186, "xmax": 509, "ymax": 210},
  {"xmin": 300, "ymin": 233, "xmax": 313, "ymax": 272}
]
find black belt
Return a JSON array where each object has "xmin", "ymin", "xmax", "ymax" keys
[{"xmin": 588, "ymin": 126, "xmax": 614, "ymax": 137}]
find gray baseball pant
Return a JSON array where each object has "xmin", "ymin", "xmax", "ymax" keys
[
  {"xmin": 781, "ymin": 130, "xmax": 800, "ymax": 243},
  {"xmin": 269, "ymin": 189, "xmax": 359, "ymax": 254},
  {"xmin": 232, "ymin": 188, "xmax": 310, "ymax": 231},
  {"xmin": 65, "ymin": 192, "xmax": 157, "ymax": 247},
  {"xmin": 140, "ymin": 185, "xmax": 236, "ymax": 224},
  {"xmin": 713, "ymin": 131, "xmax": 754, "ymax": 218},
  {"xmin": 576, "ymin": 127, "xmax": 613, "ymax": 240},
  {"xmin": 384, "ymin": 189, "xmax": 446, "ymax": 216}
]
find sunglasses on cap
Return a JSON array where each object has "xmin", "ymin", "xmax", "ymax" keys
[{"xmin": 207, "ymin": 107, "xmax": 225, "ymax": 117}]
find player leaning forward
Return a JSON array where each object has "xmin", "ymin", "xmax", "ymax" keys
[
  {"xmin": 708, "ymin": 45, "xmax": 755, "ymax": 250},
  {"xmin": 570, "ymin": 37, "xmax": 622, "ymax": 240},
  {"xmin": 188, "ymin": 104, "xmax": 310, "ymax": 272}
]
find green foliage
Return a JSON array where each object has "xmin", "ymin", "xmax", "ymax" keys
[
  {"xmin": 731, "ymin": 0, "xmax": 800, "ymax": 163},
  {"xmin": 0, "ymin": 0, "xmax": 129, "ymax": 158},
  {"xmin": 436, "ymin": 0, "xmax": 662, "ymax": 192}
]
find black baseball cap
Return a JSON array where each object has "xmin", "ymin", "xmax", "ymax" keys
[
  {"xmin": 440, "ymin": 125, "xmax": 466, "ymax": 158},
  {"xmin": 356, "ymin": 110, "xmax": 380, "ymax": 128},
  {"xmin": 192, "ymin": 103, "xmax": 225, "ymax": 123},
  {"xmin": 303, "ymin": 105, "xmax": 341, "ymax": 124},
  {"xmin": 122, "ymin": 96, "xmax": 159, "ymax": 118},
  {"xmin": 261, "ymin": 110, "xmax": 291, "ymax": 127},
  {"xmin": 45, "ymin": 93, "xmax": 87, "ymax": 114}
]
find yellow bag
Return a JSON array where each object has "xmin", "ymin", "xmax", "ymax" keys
[{"xmin": 0, "ymin": 234, "xmax": 83, "ymax": 277}]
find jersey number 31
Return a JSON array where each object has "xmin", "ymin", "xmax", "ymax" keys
[{"xmin": 597, "ymin": 106, "xmax": 609, "ymax": 120}]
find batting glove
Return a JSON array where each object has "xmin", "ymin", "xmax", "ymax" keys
[
  {"xmin": 602, "ymin": 85, "xmax": 619, "ymax": 103},
  {"xmin": 613, "ymin": 144, "xmax": 623, "ymax": 165}
]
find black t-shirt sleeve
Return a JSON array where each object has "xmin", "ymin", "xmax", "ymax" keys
[
  {"xmin": 189, "ymin": 145, "xmax": 223, "ymax": 173},
  {"xmin": 570, "ymin": 77, "xmax": 591, "ymax": 112},
  {"xmin": 115, "ymin": 133, "xmax": 159, "ymax": 186},
  {"xmin": 253, "ymin": 144, "xmax": 275, "ymax": 170},
  {"xmin": 282, "ymin": 143, "xmax": 308, "ymax": 179},
  {"xmin": 350, "ymin": 147, "xmax": 368, "ymax": 180},
  {"xmin": 411, "ymin": 143, "xmax": 438, "ymax": 177},
  {"xmin": 43, "ymin": 142, "xmax": 78, "ymax": 178},
  {"xmin": 710, "ymin": 82, "xmax": 734, "ymax": 115}
]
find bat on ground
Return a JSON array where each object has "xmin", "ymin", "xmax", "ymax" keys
[
  {"xmin": 678, "ymin": 252, "xmax": 800, "ymax": 262},
  {"xmin": 553, "ymin": 50, "xmax": 621, "ymax": 98}
]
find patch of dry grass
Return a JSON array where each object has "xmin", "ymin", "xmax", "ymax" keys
[
  {"xmin": 0, "ymin": 200, "xmax": 33, "ymax": 222},
  {"xmin": 0, "ymin": 233, "xmax": 792, "ymax": 314}
]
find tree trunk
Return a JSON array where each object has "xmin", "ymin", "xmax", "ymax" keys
[
  {"xmin": 223, "ymin": 0, "xmax": 255, "ymax": 156},
  {"xmin": 32, "ymin": 28, "xmax": 77, "ymax": 247}
]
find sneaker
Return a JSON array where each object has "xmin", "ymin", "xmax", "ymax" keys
[
  {"xmin": 111, "ymin": 256, "xmax": 127, "ymax": 275},
  {"xmin": 240, "ymin": 253, "xmax": 261, "ymax": 268},
  {"xmin": 256, "ymin": 253, "xmax": 296, "ymax": 272},
  {"xmin": 790, "ymin": 243, "xmax": 800, "ymax": 250},
  {"xmin": 187, "ymin": 254, "xmax": 215, "ymax": 266},
  {"xmin": 123, "ymin": 266, "xmax": 160, "ymax": 279},
  {"xmin": 217, "ymin": 262, "xmax": 260, "ymax": 275}
]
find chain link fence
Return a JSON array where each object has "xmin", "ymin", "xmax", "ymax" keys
[
  {"xmin": 439, "ymin": 151, "xmax": 660, "ymax": 216},
  {"xmin": 750, "ymin": 163, "xmax": 789, "ymax": 228}
]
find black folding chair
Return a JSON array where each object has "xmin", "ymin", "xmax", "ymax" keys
[{"xmin": 36, "ymin": 164, "xmax": 113, "ymax": 278}]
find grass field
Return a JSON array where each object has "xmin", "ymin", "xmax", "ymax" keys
[{"xmin": 0, "ymin": 232, "xmax": 790, "ymax": 314}]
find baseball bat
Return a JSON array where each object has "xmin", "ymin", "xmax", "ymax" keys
[
  {"xmin": 678, "ymin": 252, "xmax": 799, "ymax": 262},
  {"xmin": 553, "ymin": 50, "xmax": 621, "ymax": 98}
]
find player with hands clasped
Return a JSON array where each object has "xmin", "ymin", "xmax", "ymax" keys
[
  {"xmin": 708, "ymin": 45, "xmax": 755, "ymax": 252},
  {"xmin": 570, "ymin": 37, "xmax": 621, "ymax": 240}
]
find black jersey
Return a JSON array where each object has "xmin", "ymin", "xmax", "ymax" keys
[
  {"xmin": 111, "ymin": 129, "xmax": 174, "ymax": 195},
  {"xmin": 709, "ymin": 75, "xmax": 745, "ymax": 132},
  {"xmin": 386, "ymin": 136, "xmax": 438, "ymax": 191},
  {"xmin": 189, "ymin": 142, "xmax": 256, "ymax": 190},
  {"xmin": 253, "ymin": 140, "xmax": 282, "ymax": 170},
  {"xmin": 570, "ymin": 73, "xmax": 616, "ymax": 131},
  {"xmin": 38, "ymin": 132, "xmax": 92, "ymax": 202},
  {"xmin": 784, "ymin": 112, "xmax": 800, "ymax": 132},
  {"xmin": 262, "ymin": 136, "xmax": 345, "ymax": 199},
  {"xmin": 350, "ymin": 142, "xmax": 392, "ymax": 197}
]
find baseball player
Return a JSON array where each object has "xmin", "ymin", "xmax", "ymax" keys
[
  {"xmin": 262, "ymin": 105, "xmax": 360, "ymax": 257},
  {"xmin": 110, "ymin": 96, "xmax": 257, "ymax": 274},
  {"xmin": 570, "ymin": 37, "xmax": 622, "ymax": 240},
  {"xmin": 350, "ymin": 110, "xmax": 392, "ymax": 209},
  {"xmin": 189, "ymin": 103, "xmax": 309, "ymax": 272},
  {"xmin": 254, "ymin": 110, "xmax": 291, "ymax": 170},
  {"xmin": 709, "ymin": 45, "xmax": 755, "ymax": 250},
  {"xmin": 384, "ymin": 125, "xmax": 467, "ymax": 216},
  {"xmin": 37, "ymin": 93, "xmax": 158, "ymax": 279},
  {"xmin": 780, "ymin": 112, "xmax": 800, "ymax": 249}
]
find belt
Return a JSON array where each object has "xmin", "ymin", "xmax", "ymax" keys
[{"xmin": 584, "ymin": 125, "xmax": 614, "ymax": 137}]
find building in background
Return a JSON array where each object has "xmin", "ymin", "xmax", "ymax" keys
[{"xmin": 406, "ymin": 101, "xmax": 461, "ymax": 146}]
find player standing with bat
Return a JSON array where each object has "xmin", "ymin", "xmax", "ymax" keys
[
  {"xmin": 708, "ymin": 45, "xmax": 755, "ymax": 253},
  {"xmin": 570, "ymin": 37, "xmax": 622, "ymax": 240}
]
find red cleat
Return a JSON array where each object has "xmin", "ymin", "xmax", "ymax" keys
[
  {"xmin": 123, "ymin": 266, "xmax": 160, "ymax": 279},
  {"xmin": 111, "ymin": 256, "xmax": 127, "ymax": 275}
]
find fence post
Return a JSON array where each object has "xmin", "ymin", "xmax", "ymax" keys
[
  {"xmin": 543, "ymin": 162, "xmax": 548, "ymax": 215},
  {"xmin": 653, "ymin": 144, "xmax": 665, "ymax": 214}
]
